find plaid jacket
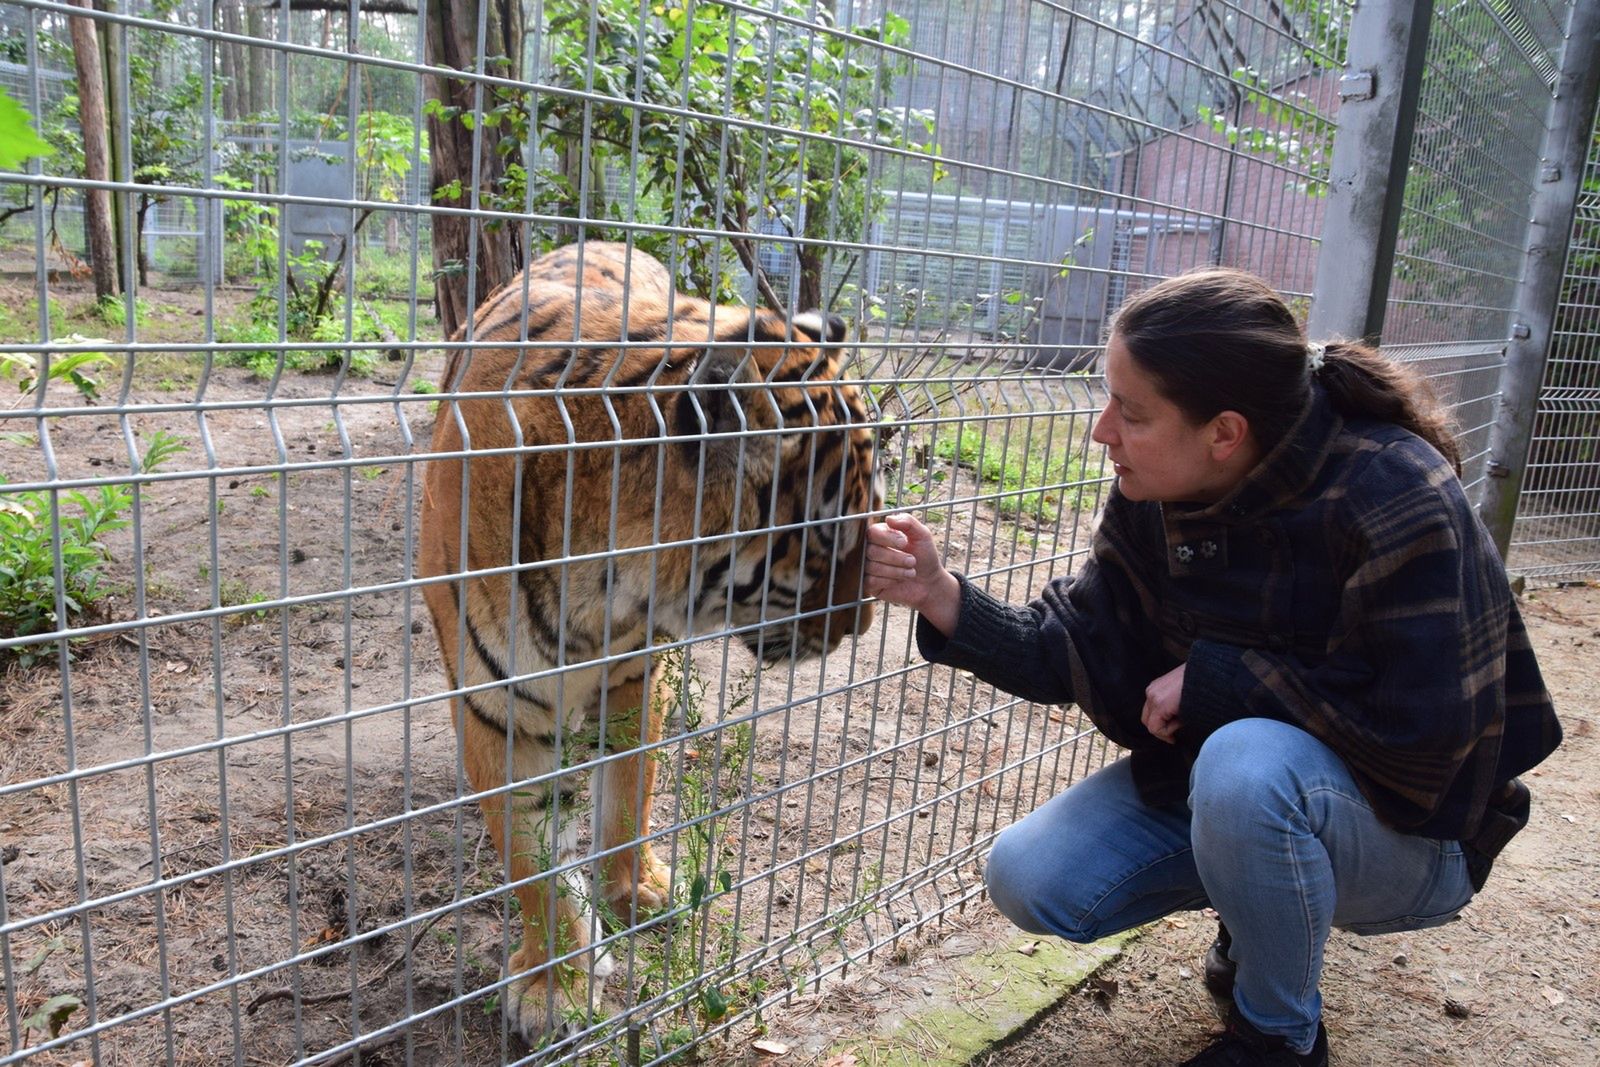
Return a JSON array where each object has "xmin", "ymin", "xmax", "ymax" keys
[{"xmin": 918, "ymin": 386, "xmax": 1562, "ymax": 880}]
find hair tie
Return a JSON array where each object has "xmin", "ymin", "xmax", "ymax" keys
[{"xmin": 1306, "ymin": 341, "xmax": 1327, "ymax": 374}]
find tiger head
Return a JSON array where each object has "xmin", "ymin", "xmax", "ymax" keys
[{"xmin": 674, "ymin": 309, "xmax": 883, "ymax": 665}]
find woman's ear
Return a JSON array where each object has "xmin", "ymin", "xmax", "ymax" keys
[{"xmin": 1208, "ymin": 410, "xmax": 1252, "ymax": 463}]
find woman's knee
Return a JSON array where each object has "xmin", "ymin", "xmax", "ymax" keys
[
  {"xmin": 1189, "ymin": 719, "xmax": 1307, "ymax": 818},
  {"xmin": 983, "ymin": 827, "xmax": 1103, "ymax": 942}
]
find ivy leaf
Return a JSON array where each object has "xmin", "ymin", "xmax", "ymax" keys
[
  {"xmin": 699, "ymin": 984, "xmax": 728, "ymax": 1021},
  {"xmin": 0, "ymin": 89, "xmax": 55, "ymax": 170},
  {"xmin": 22, "ymin": 994, "xmax": 82, "ymax": 1039}
]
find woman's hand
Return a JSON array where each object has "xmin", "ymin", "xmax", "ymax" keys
[
  {"xmin": 865, "ymin": 513, "xmax": 962, "ymax": 636},
  {"xmin": 1141, "ymin": 663, "xmax": 1185, "ymax": 744}
]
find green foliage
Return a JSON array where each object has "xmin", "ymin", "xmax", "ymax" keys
[
  {"xmin": 0, "ymin": 339, "xmax": 119, "ymax": 402},
  {"xmin": 933, "ymin": 421, "xmax": 1093, "ymax": 522},
  {"xmin": 217, "ymin": 296, "xmax": 385, "ymax": 380},
  {"xmin": 0, "ymin": 88, "xmax": 55, "ymax": 169},
  {"xmin": 0, "ymin": 431, "xmax": 185, "ymax": 666},
  {"xmin": 430, "ymin": 0, "xmax": 932, "ymax": 309},
  {"xmin": 357, "ymin": 252, "xmax": 433, "ymax": 301},
  {"xmin": 1196, "ymin": 67, "xmax": 1333, "ymax": 198},
  {"xmin": 343, "ymin": 110, "xmax": 425, "ymax": 204},
  {"xmin": 215, "ymin": 172, "xmax": 280, "ymax": 282},
  {"xmin": 0, "ymin": 481, "xmax": 131, "ymax": 667},
  {"xmin": 92, "ymin": 295, "xmax": 149, "ymax": 329}
]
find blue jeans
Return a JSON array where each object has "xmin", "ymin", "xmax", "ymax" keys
[{"xmin": 984, "ymin": 718, "xmax": 1475, "ymax": 1055}]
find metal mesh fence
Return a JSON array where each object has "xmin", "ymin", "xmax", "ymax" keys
[
  {"xmin": 1507, "ymin": 105, "xmax": 1600, "ymax": 579},
  {"xmin": 1379, "ymin": 0, "xmax": 1572, "ymax": 493},
  {"xmin": 0, "ymin": 0, "xmax": 1593, "ymax": 1063}
]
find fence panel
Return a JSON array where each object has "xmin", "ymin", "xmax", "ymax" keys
[{"xmin": 1507, "ymin": 106, "xmax": 1600, "ymax": 579}]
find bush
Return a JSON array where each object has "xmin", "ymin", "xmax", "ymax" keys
[
  {"xmin": 0, "ymin": 480, "xmax": 132, "ymax": 667},
  {"xmin": 0, "ymin": 432, "xmax": 184, "ymax": 667},
  {"xmin": 217, "ymin": 296, "xmax": 386, "ymax": 379}
]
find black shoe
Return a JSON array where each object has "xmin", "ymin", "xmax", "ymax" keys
[
  {"xmin": 1179, "ymin": 1007, "xmax": 1329, "ymax": 1067},
  {"xmin": 1203, "ymin": 921, "xmax": 1236, "ymax": 1001}
]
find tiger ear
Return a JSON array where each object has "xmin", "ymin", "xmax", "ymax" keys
[
  {"xmin": 792, "ymin": 310, "xmax": 847, "ymax": 345},
  {"xmin": 676, "ymin": 346, "xmax": 760, "ymax": 441}
]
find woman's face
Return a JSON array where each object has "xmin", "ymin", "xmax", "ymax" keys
[{"xmin": 1091, "ymin": 334, "xmax": 1250, "ymax": 503}]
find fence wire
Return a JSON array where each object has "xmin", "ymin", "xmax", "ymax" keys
[
  {"xmin": 1507, "ymin": 102, "xmax": 1600, "ymax": 580},
  {"xmin": 1376, "ymin": 0, "xmax": 1573, "ymax": 495},
  {"xmin": 0, "ymin": 0, "xmax": 1591, "ymax": 1064}
]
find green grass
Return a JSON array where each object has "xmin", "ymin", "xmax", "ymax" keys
[{"xmin": 932, "ymin": 418, "xmax": 1095, "ymax": 522}]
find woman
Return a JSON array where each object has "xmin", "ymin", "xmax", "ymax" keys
[{"xmin": 865, "ymin": 269, "xmax": 1562, "ymax": 1066}]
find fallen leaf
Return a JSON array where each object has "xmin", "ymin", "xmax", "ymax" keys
[
  {"xmin": 1087, "ymin": 975, "xmax": 1119, "ymax": 1004},
  {"xmin": 751, "ymin": 1038, "xmax": 789, "ymax": 1055},
  {"xmin": 1162, "ymin": 916, "xmax": 1188, "ymax": 929},
  {"xmin": 1017, "ymin": 940, "xmax": 1040, "ymax": 957},
  {"xmin": 821, "ymin": 1055, "xmax": 857, "ymax": 1067},
  {"xmin": 1178, "ymin": 966, "xmax": 1193, "ymax": 980},
  {"xmin": 1444, "ymin": 998, "xmax": 1473, "ymax": 1018},
  {"xmin": 1541, "ymin": 987, "xmax": 1566, "ymax": 1007}
]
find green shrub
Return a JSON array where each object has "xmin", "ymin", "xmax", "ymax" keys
[
  {"xmin": 217, "ymin": 298, "xmax": 384, "ymax": 379},
  {"xmin": 934, "ymin": 422, "xmax": 1092, "ymax": 522},
  {"xmin": 0, "ymin": 431, "xmax": 185, "ymax": 667},
  {"xmin": 0, "ymin": 480, "xmax": 132, "ymax": 667}
]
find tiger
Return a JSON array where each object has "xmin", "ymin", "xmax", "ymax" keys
[{"xmin": 417, "ymin": 240, "xmax": 882, "ymax": 1041}]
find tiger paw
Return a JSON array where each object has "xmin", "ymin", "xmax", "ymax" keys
[
  {"xmin": 502, "ymin": 948, "xmax": 614, "ymax": 1045},
  {"xmin": 604, "ymin": 851, "xmax": 673, "ymax": 916}
]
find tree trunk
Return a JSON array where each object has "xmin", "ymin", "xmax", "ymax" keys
[
  {"xmin": 247, "ymin": 5, "xmax": 270, "ymax": 117},
  {"xmin": 136, "ymin": 195, "xmax": 151, "ymax": 287},
  {"xmin": 217, "ymin": 0, "xmax": 241, "ymax": 120},
  {"xmin": 424, "ymin": 0, "xmax": 526, "ymax": 338},
  {"xmin": 68, "ymin": 0, "xmax": 119, "ymax": 301},
  {"xmin": 96, "ymin": 0, "xmax": 130, "ymax": 293}
]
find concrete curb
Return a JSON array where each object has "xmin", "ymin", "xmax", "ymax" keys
[{"xmin": 830, "ymin": 927, "xmax": 1146, "ymax": 1066}]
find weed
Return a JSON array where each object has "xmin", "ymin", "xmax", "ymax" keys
[
  {"xmin": 0, "ymin": 340, "xmax": 119, "ymax": 402},
  {"xmin": 359, "ymin": 466, "xmax": 384, "ymax": 482},
  {"xmin": 141, "ymin": 430, "xmax": 188, "ymax": 472},
  {"xmin": 0, "ymin": 480, "xmax": 132, "ymax": 667},
  {"xmin": 217, "ymin": 578, "xmax": 269, "ymax": 623},
  {"xmin": 410, "ymin": 377, "xmax": 439, "ymax": 395},
  {"xmin": 250, "ymin": 485, "xmax": 269, "ymax": 499},
  {"xmin": 90, "ymin": 294, "xmax": 148, "ymax": 328},
  {"xmin": 933, "ymin": 421, "xmax": 1092, "ymax": 522}
]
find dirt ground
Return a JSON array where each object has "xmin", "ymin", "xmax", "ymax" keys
[{"xmin": 1, "ymin": 278, "xmax": 1594, "ymax": 1067}]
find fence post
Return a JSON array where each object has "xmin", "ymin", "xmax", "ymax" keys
[
  {"xmin": 1478, "ymin": 3, "xmax": 1600, "ymax": 560},
  {"xmin": 1306, "ymin": 0, "xmax": 1434, "ymax": 344}
]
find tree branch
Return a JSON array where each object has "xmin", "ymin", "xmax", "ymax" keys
[{"xmin": 276, "ymin": 0, "xmax": 417, "ymax": 12}]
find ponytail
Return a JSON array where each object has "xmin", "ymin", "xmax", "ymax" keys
[{"xmin": 1316, "ymin": 341, "xmax": 1462, "ymax": 475}]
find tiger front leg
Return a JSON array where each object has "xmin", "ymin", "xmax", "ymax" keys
[
  {"xmin": 463, "ymin": 715, "xmax": 613, "ymax": 1042},
  {"xmin": 593, "ymin": 663, "xmax": 675, "ymax": 918}
]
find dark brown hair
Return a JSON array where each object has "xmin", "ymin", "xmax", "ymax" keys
[{"xmin": 1109, "ymin": 268, "xmax": 1461, "ymax": 473}]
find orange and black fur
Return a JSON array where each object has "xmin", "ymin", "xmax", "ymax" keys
[{"xmin": 418, "ymin": 241, "xmax": 881, "ymax": 1040}]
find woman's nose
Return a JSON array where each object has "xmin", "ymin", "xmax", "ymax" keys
[{"xmin": 1091, "ymin": 408, "xmax": 1114, "ymax": 446}]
